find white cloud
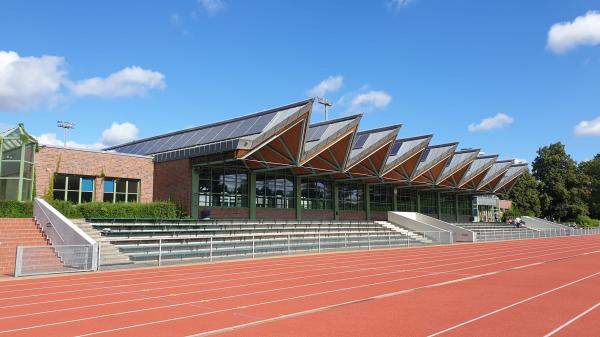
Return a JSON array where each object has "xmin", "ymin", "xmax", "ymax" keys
[
  {"xmin": 348, "ymin": 90, "xmax": 392, "ymax": 113},
  {"xmin": 199, "ymin": 0, "xmax": 227, "ymax": 14},
  {"xmin": 307, "ymin": 75, "xmax": 344, "ymax": 97},
  {"xmin": 514, "ymin": 158, "xmax": 528, "ymax": 164},
  {"xmin": 547, "ymin": 11, "xmax": 600, "ymax": 54},
  {"xmin": 0, "ymin": 50, "xmax": 66, "ymax": 111},
  {"xmin": 70, "ymin": 66, "xmax": 165, "ymax": 98},
  {"xmin": 387, "ymin": 0, "xmax": 415, "ymax": 11},
  {"xmin": 100, "ymin": 122, "xmax": 139, "ymax": 146},
  {"xmin": 574, "ymin": 116, "xmax": 600, "ymax": 136},
  {"xmin": 35, "ymin": 122, "xmax": 139, "ymax": 150},
  {"xmin": 468, "ymin": 113, "xmax": 514, "ymax": 132}
]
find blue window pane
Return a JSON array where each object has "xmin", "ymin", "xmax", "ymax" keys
[
  {"xmin": 104, "ymin": 178, "xmax": 114, "ymax": 193},
  {"xmin": 81, "ymin": 177, "xmax": 94, "ymax": 192}
]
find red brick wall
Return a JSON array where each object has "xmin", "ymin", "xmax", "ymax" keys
[
  {"xmin": 153, "ymin": 158, "xmax": 192, "ymax": 215},
  {"xmin": 340, "ymin": 210, "xmax": 367, "ymax": 220},
  {"xmin": 256, "ymin": 208, "xmax": 296, "ymax": 220},
  {"xmin": 302, "ymin": 209, "xmax": 335, "ymax": 220},
  {"xmin": 371, "ymin": 211, "xmax": 388, "ymax": 221},
  {"xmin": 202, "ymin": 208, "xmax": 249, "ymax": 219},
  {"xmin": 35, "ymin": 146, "xmax": 154, "ymax": 202}
]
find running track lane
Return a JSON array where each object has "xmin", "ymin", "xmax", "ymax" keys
[{"xmin": 0, "ymin": 236, "xmax": 597, "ymax": 337}]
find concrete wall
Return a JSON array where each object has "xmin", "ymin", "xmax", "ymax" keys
[{"xmin": 35, "ymin": 146, "xmax": 154, "ymax": 202}]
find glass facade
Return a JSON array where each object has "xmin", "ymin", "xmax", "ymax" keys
[
  {"xmin": 256, "ymin": 172, "xmax": 294, "ymax": 208},
  {"xmin": 53, "ymin": 174, "xmax": 95, "ymax": 203},
  {"xmin": 197, "ymin": 167, "xmax": 248, "ymax": 208},
  {"xmin": 419, "ymin": 191, "xmax": 438, "ymax": 217},
  {"xmin": 339, "ymin": 183, "xmax": 364, "ymax": 211},
  {"xmin": 369, "ymin": 184, "xmax": 393, "ymax": 211},
  {"xmin": 439, "ymin": 194, "xmax": 456, "ymax": 222},
  {"xmin": 397, "ymin": 189, "xmax": 417, "ymax": 212},
  {"xmin": 0, "ymin": 125, "xmax": 36, "ymax": 201},
  {"xmin": 300, "ymin": 177, "xmax": 333, "ymax": 210},
  {"xmin": 103, "ymin": 178, "xmax": 140, "ymax": 203}
]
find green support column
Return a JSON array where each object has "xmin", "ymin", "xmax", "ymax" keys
[
  {"xmin": 416, "ymin": 191, "xmax": 421, "ymax": 213},
  {"xmin": 295, "ymin": 176, "xmax": 302, "ymax": 220},
  {"xmin": 392, "ymin": 187, "xmax": 398, "ymax": 212},
  {"xmin": 437, "ymin": 192, "xmax": 442, "ymax": 220},
  {"xmin": 365, "ymin": 184, "xmax": 371, "ymax": 220},
  {"xmin": 249, "ymin": 172, "xmax": 257, "ymax": 220},
  {"xmin": 191, "ymin": 167, "xmax": 199, "ymax": 219},
  {"xmin": 455, "ymin": 194, "xmax": 460, "ymax": 223},
  {"xmin": 30, "ymin": 145, "xmax": 36, "ymax": 201},
  {"xmin": 333, "ymin": 182, "xmax": 340, "ymax": 220},
  {"xmin": 17, "ymin": 141, "xmax": 26, "ymax": 202}
]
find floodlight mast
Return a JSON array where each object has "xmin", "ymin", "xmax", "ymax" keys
[
  {"xmin": 317, "ymin": 97, "xmax": 332, "ymax": 121},
  {"xmin": 57, "ymin": 121, "xmax": 75, "ymax": 147}
]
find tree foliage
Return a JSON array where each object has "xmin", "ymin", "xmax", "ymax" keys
[
  {"xmin": 507, "ymin": 171, "xmax": 541, "ymax": 216},
  {"xmin": 532, "ymin": 142, "xmax": 588, "ymax": 221},
  {"xmin": 580, "ymin": 154, "xmax": 600, "ymax": 219}
]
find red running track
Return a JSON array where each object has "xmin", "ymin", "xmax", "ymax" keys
[{"xmin": 0, "ymin": 236, "xmax": 599, "ymax": 337}]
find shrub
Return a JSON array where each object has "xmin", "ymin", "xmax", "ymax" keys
[
  {"xmin": 0, "ymin": 200, "xmax": 33, "ymax": 218},
  {"xmin": 76, "ymin": 201, "xmax": 180, "ymax": 219},
  {"xmin": 576, "ymin": 215, "xmax": 600, "ymax": 227}
]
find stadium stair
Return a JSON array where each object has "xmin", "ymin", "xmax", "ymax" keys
[
  {"xmin": 77, "ymin": 219, "xmax": 436, "ymax": 265},
  {"xmin": 0, "ymin": 218, "xmax": 62, "ymax": 276},
  {"xmin": 455, "ymin": 222, "xmax": 538, "ymax": 241},
  {"xmin": 71, "ymin": 220, "xmax": 133, "ymax": 266},
  {"xmin": 375, "ymin": 221, "xmax": 433, "ymax": 244}
]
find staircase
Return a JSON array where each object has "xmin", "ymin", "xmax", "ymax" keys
[
  {"xmin": 0, "ymin": 218, "xmax": 61, "ymax": 276},
  {"xmin": 376, "ymin": 221, "xmax": 433, "ymax": 244},
  {"xmin": 71, "ymin": 220, "xmax": 132, "ymax": 267}
]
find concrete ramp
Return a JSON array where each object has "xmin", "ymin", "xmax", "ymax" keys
[
  {"xmin": 388, "ymin": 212, "xmax": 476, "ymax": 242},
  {"xmin": 522, "ymin": 216, "xmax": 569, "ymax": 231},
  {"xmin": 388, "ymin": 212, "xmax": 471, "ymax": 243}
]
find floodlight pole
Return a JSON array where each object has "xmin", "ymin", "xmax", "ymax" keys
[
  {"xmin": 317, "ymin": 97, "xmax": 332, "ymax": 121},
  {"xmin": 57, "ymin": 121, "xmax": 75, "ymax": 147}
]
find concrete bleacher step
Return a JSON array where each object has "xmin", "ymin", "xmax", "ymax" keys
[
  {"xmin": 375, "ymin": 221, "xmax": 433, "ymax": 244},
  {"xmin": 72, "ymin": 220, "xmax": 133, "ymax": 266}
]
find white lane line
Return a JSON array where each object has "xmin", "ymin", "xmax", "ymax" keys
[
  {"xmin": 543, "ymin": 301, "xmax": 600, "ymax": 337},
  {"xmin": 77, "ymin": 251, "xmax": 600, "ymax": 337},
  {"xmin": 0, "ymin": 235, "xmax": 595, "ymax": 309},
  {"xmin": 2, "ymin": 247, "xmax": 598, "ymax": 335},
  {"xmin": 426, "ymin": 272, "xmax": 600, "ymax": 337},
  {"xmin": 0, "ymin": 237, "xmax": 572, "ymax": 304}
]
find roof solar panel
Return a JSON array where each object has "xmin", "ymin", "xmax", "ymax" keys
[
  {"xmin": 389, "ymin": 141, "xmax": 402, "ymax": 156},
  {"xmin": 306, "ymin": 125, "xmax": 328, "ymax": 142},
  {"xmin": 420, "ymin": 148, "xmax": 431, "ymax": 162},
  {"xmin": 247, "ymin": 112, "xmax": 276, "ymax": 135},
  {"xmin": 352, "ymin": 134, "xmax": 369, "ymax": 150}
]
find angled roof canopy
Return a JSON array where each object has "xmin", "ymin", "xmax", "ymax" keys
[
  {"xmin": 477, "ymin": 159, "xmax": 514, "ymax": 191},
  {"xmin": 458, "ymin": 155, "xmax": 498, "ymax": 189},
  {"xmin": 297, "ymin": 114, "xmax": 361, "ymax": 174},
  {"xmin": 436, "ymin": 148, "xmax": 480, "ymax": 187},
  {"xmin": 343, "ymin": 125, "xmax": 401, "ymax": 177},
  {"xmin": 493, "ymin": 163, "xmax": 529, "ymax": 194},
  {"xmin": 410, "ymin": 142, "xmax": 458, "ymax": 184},
  {"xmin": 381, "ymin": 135, "xmax": 432, "ymax": 182}
]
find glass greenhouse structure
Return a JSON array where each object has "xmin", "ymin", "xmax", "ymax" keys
[{"xmin": 0, "ymin": 124, "xmax": 37, "ymax": 201}]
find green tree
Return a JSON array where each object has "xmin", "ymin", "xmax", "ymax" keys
[
  {"xmin": 507, "ymin": 171, "xmax": 541, "ymax": 216},
  {"xmin": 532, "ymin": 142, "xmax": 588, "ymax": 221},
  {"xmin": 580, "ymin": 154, "xmax": 600, "ymax": 219}
]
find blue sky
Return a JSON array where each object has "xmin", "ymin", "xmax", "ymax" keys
[{"xmin": 1, "ymin": 0, "xmax": 600, "ymax": 163}]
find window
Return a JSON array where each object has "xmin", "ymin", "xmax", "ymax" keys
[
  {"xmin": 103, "ymin": 178, "xmax": 140, "ymax": 203},
  {"xmin": 339, "ymin": 183, "xmax": 364, "ymax": 211},
  {"xmin": 397, "ymin": 189, "xmax": 417, "ymax": 212},
  {"xmin": 53, "ymin": 174, "xmax": 95, "ymax": 203},
  {"xmin": 457, "ymin": 194, "xmax": 473, "ymax": 220},
  {"xmin": 196, "ymin": 167, "xmax": 248, "ymax": 208},
  {"xmin": 440, "ymin": 194, "xmax": 456, "ymax": 221},
  {"xmin": 419, "ymin": 191, "xmax": 438, "ymax": 217},
  {"xmin": 301, "ymin": 177, "xmax": 332, "ymax": 210},
  {"xmin": 256, "ymin": 172, "xmax": 294, "ymax": 208},
  {"xmin": 369, "ymin": 185, "xmax": 393, "ymax": 211}
]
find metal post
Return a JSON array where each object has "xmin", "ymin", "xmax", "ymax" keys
[
  {"xmin": 14, "ymin": 246, "xmax": 23, "ymax": 277},
  {"xmin": 388, "ymin": 232, "xmax": 391, "ymax": 247},
  {"xmin": 368, "ymin": 232, "xmax": 371, "ymax": 250},
  {"xmin": 252, "ymin": 235, "xmax": 255, "ymax": 258},
  {"xmin": 209, "ymin": 237, "xmax": 213, "ymax": 262},
  {"xmin": 344, "ymin": 233, "xmax": 347, "ymax": 248},
  {"xmin": 158, "ymin": 239, "xmax": 162, "ymax": 266},
  {"xmin": 318, "ymin": 234, "xmax": 321, "ymax": 253},
  {"xmin": 288, "ymin": 234, "xmax": 291, "ymax": 254}
]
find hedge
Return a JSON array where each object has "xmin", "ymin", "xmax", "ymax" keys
[
  {"xmin": 576, "ymin": 215, "xmax": 600, "ymax": 227},
  {"xmin": 0, "ymin": 200, "xmax": 182, "ymax": 219},
  {"xmin": 0, "ymin": 200, "xmax": 34, "ymax": 218}
]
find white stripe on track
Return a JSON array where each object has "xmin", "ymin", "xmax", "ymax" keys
[
  {"xmin": 543, "ymin": 301, "xmax": 600, "ymax": 337},
  {"xmin": 426, "ymin": 272, "xmax": 600, "ymax": 337}
]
